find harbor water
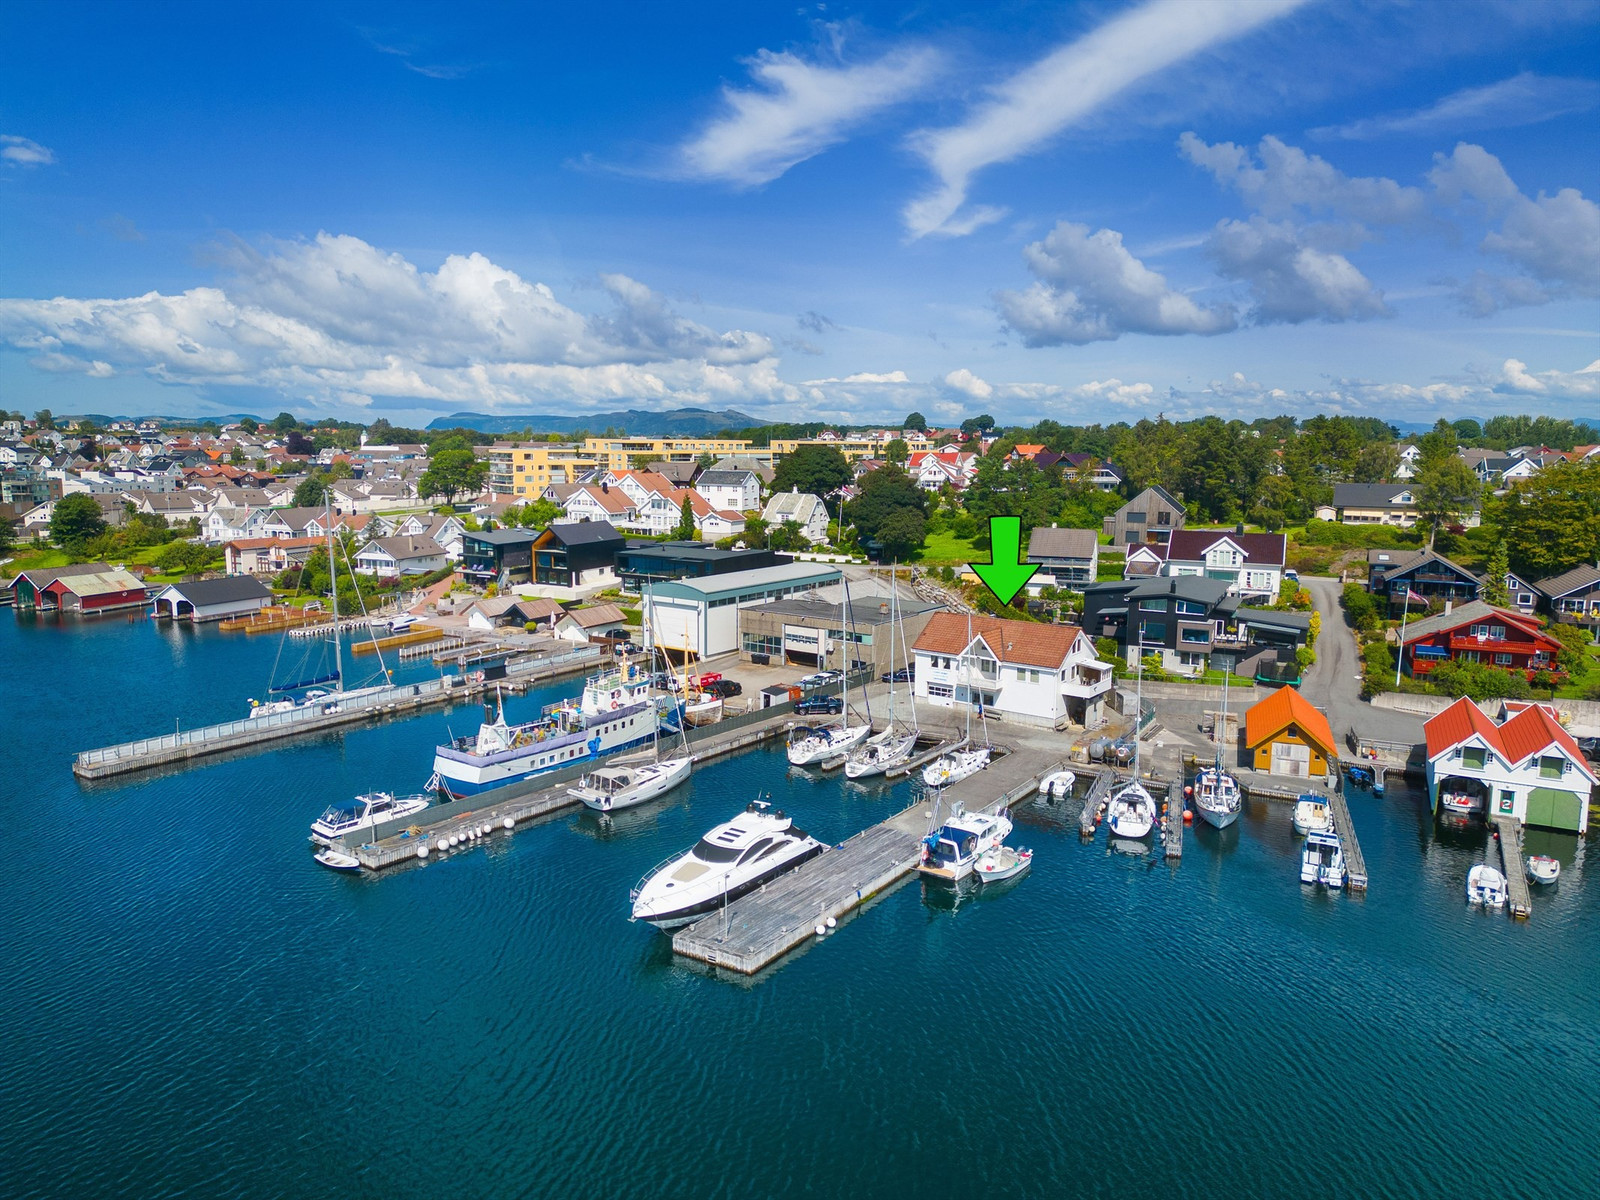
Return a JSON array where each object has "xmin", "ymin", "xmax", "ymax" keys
[{"xmin": 1, "ymin": 612, "xmax": 1597, "ymax": 1198}]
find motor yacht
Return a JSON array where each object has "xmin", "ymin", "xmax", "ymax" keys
[
  {"xmin": 921, "ymin": 746, "xmax": 991, "ymax": 788},
  {"xmin": 1466, "ymin": 863, "xmax": 1508, "ymax": 907},
  {"xmin": 629, "ymin": 801, "xmax": 826, "ymax": 930},
  {"xmin": 1300, "ymin": 829, "xmax": 1346, "ymax": 888},
  {"xmin": 1037, "ymin": 770, "xmax": 1076, "ymax": 798},
  {"xmin": 1439, "ymin": 789, "xmax": 1485, "ymax": 818},
  {"xmin": 1106, "ymin": 779, "xmax": 1157, "ymax": 839},
  {"xmin": 787, "ymin": 722, "xmax": 870, "ymax": 766},
  {"xmin": 568, "ymin": 756, "xmax": 692, "ymax": 813},
  {"xmin": 310, "ymin": 791, "xmax": 430, "ymax": 845},
  {"xmin": 917, "ymin": 803, "xmax": 1013, "ymax": 883}
]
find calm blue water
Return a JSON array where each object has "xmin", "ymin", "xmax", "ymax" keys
[{"xmin": 1, "ymin": 613, "xmax": 1597, "ymax": 1198}]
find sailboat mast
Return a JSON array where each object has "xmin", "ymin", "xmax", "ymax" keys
[{"xmin": 326, "ymin": 493, "xmax": 343, "ymax": 692}]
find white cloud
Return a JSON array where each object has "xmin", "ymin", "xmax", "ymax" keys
[
  {"xmin": 1179, "ymin": 132, "xmax": 1425, "ymax": 225},
  {"xmin": 801, "ymin": 370, "xmax": 910, "ymax": 385},
  {"xmin": 1208, "ymin": 216, "xmax": 1389, "ymax": 324},
  {"xmin": 995, "ymin": 221, "xmax": 1237, "ymax": 346},
  {"xmin": 1311, "ymin": 73, "xmax": 1600, "ymax": 141},
  {"xmin": 903, "ymin": 0, "xmax": 1307, "ymax": 237},
  {"xmin": 943, "ymin": 368, "xmax": 993, "ymax": 399},
  {"xmin": 677, "ymin": 45, "xmax": 938, "ymax": 186},
  {"xmin": 1483, "ymin": 357, "xmax": 1600, "ymax": 401},
  {"xmin": 1, "ymin": 135, "xmax": 56, "ymax": 167},
  {"xmin": 1430, "ymin": 143, "xmax": 1600, "ymax": 312},
  {"xmin": 0, "ymin": 232, "xmax": 798, "ymax": 413}
]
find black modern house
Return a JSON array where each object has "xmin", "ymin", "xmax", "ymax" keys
[{"xmin": 613, "ymin": 541, "xmax": 777, "ymax": 593}]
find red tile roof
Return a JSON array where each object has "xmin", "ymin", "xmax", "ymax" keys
[
  {"xmin": 1498, "ymin": 703, "xmax": 1586, "ymax": 767},
  {"xmin": 1423, "ymin": 696, "xmax": 1502, "ymax": 760},
  {"xmin": 1243, "ymin": 686, "xmax": 1336, "ymax": 756},
  {"xmin": 1424, "ymin": 696, "xmax": 1591, "ymax": 772},
  {"xmin": 913, "ymin": 611, "xmax": 1084, "ymax": 669}
]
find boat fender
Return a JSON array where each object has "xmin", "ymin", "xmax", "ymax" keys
[
  {"xmin": 1182, "ymin": 810, "xmax": 1193, "ymax": 824},
  {"xmin": 815, "ymin": 925, "xmax": 827, "ymax": 937},
  {"xmin": 825, "ymin": 916, "xmax": 837, "ymax": 929},
  {"xmin": 1184, "ymin": 786, "xmax": 1193, "ymax": 796},
  {"xmin": 417, "ymin": 845, "xmax": 428, "ymax": 858},
  {"xmin": 436, "ymin": 840, "xmax": 448, "ymax": 853},
  {"xmin": 503, "ymin": 817, "xmax": 514, "ymax": 830}
]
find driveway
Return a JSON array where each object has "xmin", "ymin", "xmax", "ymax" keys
[{"xmin": 1300, "ymin": 576, "xmax": 1424, "ymax": 748}]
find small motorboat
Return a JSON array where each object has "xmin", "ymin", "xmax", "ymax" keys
[
  {"xmin": 1344, "ymin": 765, "xmax": 1373, "ymax": 789},
  {"xmin": 568, "ymin": 755, "xmax": 692, "ymax": 813},
  {"xmin": 1526, "ymin": 855, "xmax": 1561, "ymax": 885},
  {"xmin": 682, "ymin": 692, "xmax": 724, "ymax": 727},
  {"xmin": 1300, "ymin": 829, "xmax": 1346, "ymax": 888},
  {"xmin": 972, "ymin": 843, "xmax": 1032, "ymax": 883},
  {"xmin": 1106, "ymin": 780, "xmax": 1157, "ymax": 839},
  {"xmin": 313, "ymin": 846, "xmax": 361, "ymax": 872},
  {"xmin": 1439, "ymin": 790, "xmax": 1485, "ymax": 818},
  {"xmin": 918, "ymin": 803, "xmax": 1013, "ymax": 882},
  {"xmin": 1037, "ymin": 769, "xmax": 1076, "ymax": 798},
  {"xmin": 1466, "ymin": 863, "xmax": 1508, "ymax": 908},
  {"xmin": 1292, "ymin": 795, "xmax": 1332, "ymax": 835}
]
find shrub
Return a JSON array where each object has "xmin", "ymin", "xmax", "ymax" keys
[
  {"xmin": 1340, "ymin": 583, "xmax": 1379, "ymax": 633},
  {"xmin": 1427, "ymin": 660, "xmax": 1532, "ymax": 701}
]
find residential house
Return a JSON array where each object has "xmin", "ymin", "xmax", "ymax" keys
[
  {"xmin": 353, "ymin": 536, "xmax": 447, "ymax": 577},
  {"xmin": 133, "ymin": 490, "xmax": 216, "ymax": 520},
  {"xmin": 1398, "ymin": 601, "xmax": 1563, "ymax": 681},
  {"xmin": 1534, "ymin": 564, "xmax": 1600, "ymax": 631},
  {"xmin": 1102, "ymin": 485, "xmax": 1186, "ymax": 547},
  {"xmin": 760, "ymin": 490, "xmax": 830, "ymax": 545},
  {"xmin": 1151, "ymin": 530, "xmax": 1287, "ymax": 603},
  {"xmin": 639, "ymin": 460, "xmax": 699, "ymax": 487},
  {"xmin": 709, "ymin": 456, "xmax": 775, "ymax": 486},
  {"xmin": 1316, "ymin": 483, "xmax": 1419, "ymax": 526},
  {"xmin": 1058, "ymin": 454, "xmax": 1124, "ymax": 491},
  {"xmin": 1424, "ymin": 697, "xmax": 1596, "ymax": 833},
  {"xmin": 906, "ymin": 449, "xmax": 978, "ymax": 491},
  {"xmin": 695, "ymin": 468, "xmax": 762, "ymax": 513},
  {"xmin": 1084, "ymin": 576, "xmax": 1238, "ymax": 674},
  {"xmin": 530, "ymin": 522, "xmax": 625, "ymax": 589},
  {"xmin": 392, "ymin": 512, "xmax": 464, "ymax": 561},
  {"xmin": 552, "ymin": 602, "xmax": 631, "ymax": 644},
  {"xmin": 1365, "ymin": 548, "xmax": 1481, "ymax": 610},
  {"xmin": 224, "ymin": 537, "xmax": 321, "ymax": 576},
  {"xmin": 202, "ymin": 506, "xmax": 278, "ymax": 544},
  {"xmin": 911, "ymin": 611, "xmax": 1114, "ymax": 728},
  {"xmin": 461, "ymin": 529, "xmax": 542, "ymax": 584},
  {"xmin": 1243, "ymin": 685, "xmax": 1337, "ymax": 781},
  {"xmin": 562, "ymin": 482, "xmax": 639, "ymax": 527},
  {"xmin": 1501, "ymin": 569, "xmax": 1544, "ymax": 616},
  {"xmin": 1394, "ymin": 444, "xmax": 1420, "ymax": 479},
  {"xmin": 1024, "ymin": 525, "xmax": 1100, "ymax": 589}
]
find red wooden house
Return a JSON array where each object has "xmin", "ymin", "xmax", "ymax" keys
[{"xmin": 1398, "ymin": 600, "xmax": 1562, "ymax": 681}]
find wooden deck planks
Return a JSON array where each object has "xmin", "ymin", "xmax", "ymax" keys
[
  {"xmin": 1491, "ymin": 815, "xmax": 1532, "ymax": 919},
  {"xmin": 1328, "ymin": 790, "xmax": 1368, "ymax": 892}
]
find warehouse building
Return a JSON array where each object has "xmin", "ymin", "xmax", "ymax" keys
[
  {"xmin": 737, "ymin": 589, "xmax": 940, "ymax": 673},
  {"xmin": 644, "ymin": 562, "xmax": 841, "ymax": 660}
]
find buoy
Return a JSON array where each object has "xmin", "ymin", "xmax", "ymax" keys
[
  {"xmin": 825, "ymin": 916, "xmax": 837, "ymax": 928},
  {"xmin": 1184, "ymin": 785, "xmax": 1193, "ymax": 797},
  {"xmin": 1183, "ymin": 809, "xmax": 1194, "ymax": 824},
  {"xmin": 482, "ymin": 823, "xmax": 491, "ymax": 836},
  {"xmin": 815, "ymin": 924, "xmax": 827, "ymax": 937},
  {"xmin": 417, "ymin": 845, "xmax": 429, "ymax": 859},
  {"xmin": 448, "ymin": 835, "xmax": 459, "ymax": 847},
  {"xmin": 503, "ymin": 817, "xmax": 514, "ymax": 830}
]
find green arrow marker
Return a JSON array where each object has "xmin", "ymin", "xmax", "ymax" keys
[{"xmin": 969, "ymin": 516, "xmax": 1040, "ymax": 606}]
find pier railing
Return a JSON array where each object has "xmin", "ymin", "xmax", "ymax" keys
[{"xmin": 74, "ymin": 645, "xmax": 603, "ymax": 769}]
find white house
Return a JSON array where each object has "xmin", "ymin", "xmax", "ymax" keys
[
  {"xmin": 353, "ymin": 535, "xmax": 447, "ymax": 576},
  {"xmin": 203, "ymin": 506, "xmax": 278, "ymax": 543},
  {"xmin": 1153, "ymin": 530, "xmax": 1286, "ymax": 603},
  {"xmin": 393, "ymin": 512, "xmax": 465, "ymax": 561},
  {"xmin": 1423, "ymin": 697, "xmax": 1596, "ymax": 834},
  {"xmin": 911, "ymin": 612, "xmax": 1114, "ymax": 729},
  {"xmin": 761, "ymin": 490, "xmax": 829, "ymax": 544},
  {"xmin": 1395, "ymin": 444, "xmax": 1420, "ymax": 479},
  {"xmin": 552, "ymin": 602, "xmax": 631, "ymax": 644},
  {"xmin": 695, "ymin": 468, "xmax": 762, "ymax": 513}
]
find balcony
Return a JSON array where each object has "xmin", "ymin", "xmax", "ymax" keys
[{"xmin": 1061, "ymin": 667, "xmax": 1113, "ymax": 699}]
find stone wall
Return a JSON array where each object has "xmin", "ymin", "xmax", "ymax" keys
[{"xmin": 1371, "ymin": 691, "xmax": 1600, "ymax": 737}]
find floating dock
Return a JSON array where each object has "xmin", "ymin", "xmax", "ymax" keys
[
  {"xmin": 1490, "ymin": 815, "xmax": 1533, "ymax": 919},
  {"xmin": 671, "ymin": 747, "xmax": 1070, "ymax": 976},
  {"xmin": 1327, "ymin": 790, "xmax": 1368, "ymax": 893},
  {"xmin": 71, "ymin": 646, "xmax": 604, "ymax": 779}
]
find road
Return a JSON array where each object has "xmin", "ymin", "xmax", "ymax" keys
[{"xmin": 1300, "ymin": 576, "xmax": 1423, "ymax": 748}]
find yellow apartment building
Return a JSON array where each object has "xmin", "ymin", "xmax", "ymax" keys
[
  {"xmin": 580, "ymin": 436, "xmax": 755, "ymax": 472},
  {"xmin": 767, "ymin": 431, "xmax": 934, "ymax": 463}
]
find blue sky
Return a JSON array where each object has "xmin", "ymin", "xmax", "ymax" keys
[{"xmin": 1, "ymin": 0, "xmax": 1597, "ymax": 428}]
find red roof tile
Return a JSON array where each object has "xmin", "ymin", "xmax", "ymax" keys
[
  {"xmin": 913, "ymin": 611, "xmax": 1084, "ymax": 669},
  {"xmin": 1497, "ymin": 703, "xmax": 1586, "ymax": 767},
  {"xmin": 1423, "ymin": 696, "xmax": 1501, "ymax": 760}
]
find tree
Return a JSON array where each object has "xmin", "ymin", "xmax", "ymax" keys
[
  {"xmin": 285, "ymin": 431, "xmax": 315, "ymax": 456},
  {"xmin": 960, "ymin": 414, "xmax": 996, "ymax": 438},
  {"xmin": 672, "ymin": 496, "xmax": 697, "ymax": 540},
  {"xmin": 1452, "ymin": 418, "xmax": 1483, "ymax": 442},
  {"xmin": 1350, "ymin": 441, "xmax": 1401, "ymax": 484},
  {"xmin": 771, "ymin": 444, "xmax": 851, "ymax": 498},
  {"xmin": 293, "ymin": 475, "xmax": 329, "ymax": 508},
  {"xmin": 0, "ymin": 514, "xmax": 15, "ymax": 555},
  {"xmin": 327, "ymin": 458, "xmax": 354, "ymax": 480},
  {"xmin": 229, "ymin": 445, "xmax": 245, "ymax": 465},
  {"xmin": 903, "ymin": 411, "xmax": 928, "ymax": 432},
  {"xmin": 876, "ymin": 507, "xmax": 927, "ymax": 562},
  {"xmin": 507, "ymin": 498, "xmax": 563, "ymax": 528},
  {"xmin": 1488, "ymin": 459, "xmax": 1600, "ymax": 577},
  {"xmin": 239, "ymin": 417, "xmax": 259, "ymax": 434},
  {"xmin": 272, "ymin": 411, "xmax": 298, "ymax": 433},
  {"xmin": 50, "ymin": 493, "xmax": 107, "ymax": 548},
  {"xmin": 1414, "ymin": 455, "xmax": 1480, "ymax": 547},
  {"xmin": 34, "ymin": 409, "xmax": 54, "ymax": 429},
  {"xmin": 1482, "ymin": 541, "xmax": 1511, "ymax": 608},
  {"xmin": 417, "ymin": 448, "xmax": 489, "ymax": 506},
  {"xmin": 884, "ymin": 438, "xmax": 909, "ymax": 465},
  {"xmin": 847, "ymin": 464, "xmax": 927, "ymax": 548}
]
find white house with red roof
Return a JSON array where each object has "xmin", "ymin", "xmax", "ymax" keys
[
  {"xmin": 1126, "ymin": 529, "xmax": 1287, "ymax": 603},
  {"xmin": 912, "ymin": 611, "xmax": 1114, "ymax": 728},
  {"xmin": 563, "ymin": 470, "xmax": 745, "ymax": 540},
  {"xmin": 1423, "ymin": 697, "xmax": 1595, "ymax": 833},
  {"xmin": 906, "ymin": 450, "xmax": 978, "ymax": 492}
]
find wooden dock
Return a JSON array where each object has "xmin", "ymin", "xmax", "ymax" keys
[
  {"xmin": 351, "ymin": 626, "xmax": 442, "ymax": 656},
  {"xmin": 1491, "ymin": 815, "xmax": 1532, "ymax": 919},
  {"xmin": 671, "ymin": 747, "xmax": 1068, "ymax": 975},
  {"xmin": 1327, "ymin": 790, "xmax": 1368, "ymax": 892},
  {"xmin": 1078, "ymin": 770, "xmax": 1112, "ymax": 837}
]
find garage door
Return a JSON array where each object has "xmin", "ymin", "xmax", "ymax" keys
[
  {"xmin": 1271, "ymin": 741, "xmax": 1310, "ymax": 777},
  {"xmin": 1524, "ymin": 787, "xmax": 1582, "ymax": 833}
]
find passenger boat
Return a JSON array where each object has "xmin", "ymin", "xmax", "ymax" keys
[
  {"xmin": 972, "ymin": 843, "xmax": 1032, "ymax": 883},
  {"xmin": 313, "ymin": 846, "xmax": 361, "ymax": 871},
  {"xmin": 569, "ymin": 756, "xmax": 692, "ymax": 813},
  {"xmin": 1439, "ymin": 790, "xmax": 1485, "ymax": 818},
  {"xmin": 1300, "ymin": 829, "xmax": 1347, "ymax": 888},
  {"xmin": 917, "ymin": 802, "xmax": 1013, "ymax": 883},
  {"xmin": 310, "ymin": 791, "xmax": 430, "ymax": 845},
  {"xmin": 430, "ymin": 659, "xmax": 673, "ymax": 798},
  {"xmin": 1466, "ymin": 863, "xmax": 1508, "ymax": 907},
  {"xmin": 629, "ymin": 801, "xmax": 826, "ymax": 930},
  {"xmin": 1106, "ymin": 780, "xmax": 1157, "ymax": 838},
  {"xmin": 922, "ymin": 746, "xmax": 991, "ymax": 789},
  {"xmin": 1292, "ymin": 795, "xmax": 1332, "ymax": 835},
  {"xmin": 1037, "ymin": 769, "xmax": 1076, "ymax": 798},
  {"xmin": 1526, "ymin": 855, "xmax": 1561, "ymax": 885}
]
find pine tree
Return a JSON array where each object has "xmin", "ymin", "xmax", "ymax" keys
[
  {"xmin": 672, "ymin": 496, "xmax": 697, "ymax": 540},
  {"xmin": 1483, "ymin": 541, "xmax": 1511, "ymax": 608}
]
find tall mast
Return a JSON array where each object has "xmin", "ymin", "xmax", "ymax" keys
[{"xmin": 326, "ymin": 492, "xmax": 343, "ymax": 692}]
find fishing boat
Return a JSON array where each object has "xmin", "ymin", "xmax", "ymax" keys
[
  {"xmin": 1192, "ymin": 668, "xmax": 1242, "ymax": 829},
  {"xmin": 430, "ymin": 656, "xmax": 675, "ymax": 798},
  {"xmin": 682, "ymin": 692, "xmax": 723, "ymax": 727},
  {"xmin": 844, "ymin": 576, "xmax": 919, "ymax": 779},
  {"xmin": 1466, "ymin": 863, "xmax": 1508, "ymax": 907},
  {"xmin": 1527, "ymin": 855, "xmax": 1561, "ymax": 885},
  {"xmin": 629, "ymin": 801, "xmax": 825, "ymax": 930},
  {"xmin": 972, "ymin": 843, "xmax": 1032, "ymax": 883},
  {"xmin": 1300, "ymin": 828, "xmax": 1346, "ymax": 888},
  {"xmin": 1037, "ymin": 769, "xmax": 1076, "ymax": 798},
  {"xmin": 917, "ymin": 802, "xmax": 1013, "ymax": 883},
  {"xmin": 313, "ymin": 846, "xmax": 361, "ymax": 872},
  {"xmin": 1439, "ymin": 789, "xmax": 1485, "ymax": 818},
  {"xmin": 1292, "ymin": 794, "xmax": 1332, "ymax": 835},
  {"xmin": 310, "ymin": 790, "xmax": 430, "ymax": 845}
]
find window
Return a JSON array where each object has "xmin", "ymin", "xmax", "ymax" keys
[
  {"xmin": 1494, "ymin": 653, "xmax": 1512, "ymax": 666},
  {"xmin": 1139, "ymin": 598, "xmax": 1168, "ymax": 612},
  {"xmin": 1126, "ymin": 511, "xmax": 1146, "ymax": 524},
  {"xmin": 928, "ymin": 683, "xmax": 953, "ymax": 699},
  {"xmin": 1461, "ymin": 747, "xmax": 1486, "ymax": 770},
  {"xmin": 1180, "ymin": 627, "xmax": 1210, "ymax": 644},
  {"xmin": 1157, "ymin": 511, "xmax": 1171, "ymax": 525},
  {"xmin": 742, "ymin": 632, "xmax": 782, "ymax": 656},
  {"xmin": 1140, "ymin": 621, "xmax": 1166, "ymax": 642},
  {"xmin": 1174, "ymin": 600, "xmax": 1207, "ymax": 616},
  {"xmin": 1539, "ymin": 756, "xmax": 1566, "ymax": 779}
]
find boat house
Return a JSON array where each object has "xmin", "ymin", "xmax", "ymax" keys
[
  {"xmin": 552, "ymin": 602, "xmax": 632, "ymax": 644},
  {"xmin": 6, "ymin": 563, "xmax": 113, "ymax": 610},
  {"xmin": 1423, "ymin": 697, "xmax": 1595, "ymax": 833},
  {"xmin": 738, "ymin": 589, "xmax": 940, "ymax": 675},
  {"xmin": 1243, "ymin": 686, "xmax": 1337, "ymax": 781},
  {"xmin": 151, "ymin": 576, "xmax": 274, "ymax": 623},
  {"xmin": 39, "ymin": 567, "xmax": 150, "ymax": 614}
]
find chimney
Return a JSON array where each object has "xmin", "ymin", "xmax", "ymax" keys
[{"xmin": 1444, "ymin": 600, "xmax": 1453, "ymax": 615}]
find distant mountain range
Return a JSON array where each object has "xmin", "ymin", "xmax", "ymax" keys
[{"xmin": 424, "ymin": 408, "xmax": 757, "ymax": 435}]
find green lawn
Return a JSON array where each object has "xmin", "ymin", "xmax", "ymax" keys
[{"xmin": 915, "ymin": 530, "xmax": 981, "ymax": 564}]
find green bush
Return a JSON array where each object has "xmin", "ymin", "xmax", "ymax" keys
[
  {"xmin": 1340, "ymin": 583, "xmax": 1379, "ymax": 632},
  {"xmin": 1427, "ymin": 660, "xmax": 1532, "ymax": 701},
  {"xmin": 1297, "ymin": 519, "xmax": 1421, "ymax": 549}
]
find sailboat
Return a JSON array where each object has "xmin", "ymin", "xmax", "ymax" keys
[
  {"xmin": 568, "ymin": 587, "xmax": 693, "ymax": 813},
  {"xmin": 1105, "ymin": 653, "xmax": 1157, "ymax": 838},
  {"xmin": 1191, "ymin": 665, "xmax": 1242, "ymax": 829},
  {"xmin": 921, "ymin": 610, "xmax": 992, "ymax": 788},
  {"xmin": 249, "ymin": 496, "xmax": 390, "ymax": 718},
  {"xmin": 787, "ymin": 579, "xmax": 870, "ymax": 765},
  {"xmin": 844, "ymin": 570, "xmax": 918, "ymax": 779}
]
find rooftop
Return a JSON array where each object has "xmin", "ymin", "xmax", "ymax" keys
[
  {"xmin": 652, "ymin": 561, "xmax": 841, "ymax": 601},
  {"xmin": 913, "ymin": 611, "xmax": 1086, "ymax": 669}
]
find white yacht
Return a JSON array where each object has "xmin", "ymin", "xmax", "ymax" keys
[
  {"xmin": 630, "ymin": 801, "xmax": 826, "ymax": 930},
  {"xmin": 1292, "ymin": 795, "xmax": 1332, "ymax": 835},
  {"xmin": 844, "ymin": 728, "xmax": 918, "ymax": 779},
  {"xmin": 1300, "ymin": 829, "xmax": 1347, "ymax": 888},
  {"xmin": 1037, "ymin": 770, "xmax": 1076, "ymax": 798},
  {"xmin": 1466, "ymin": 863, "xmax": 1508, "ymax": 907},
  {"xmin": 569, "ymin": 756, "xmax": 692, "ymax": 813},
  {"xmin": 1192, "ymin": 766, "xmax": 1242, "ymax": 829},
  {"xmin": 787, "ymin": 722, "xmax": 870, "ymax": 766},
  {"xmin": 1106, "ymin": 779, "xmax": 1157, "ymax": 839},
  {"xmin": 921, "ymin": 746, "xmax": 991, "ymax": 788},
  {"xmin": 310, "ymin": 791, "xmax": 430, "ymax": 845},
  {"xmin": 917, "ymin": 802, "xmax": 1013, "ymax": 883}
]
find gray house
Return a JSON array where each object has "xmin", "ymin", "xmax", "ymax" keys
[
  {"xmin": 1025, "ymin": 525, "xmax": 1100, "ymax": 589},
  {"xmin": 1102, "ymin": 485, "xmax": 1185, "ymax": 548}
]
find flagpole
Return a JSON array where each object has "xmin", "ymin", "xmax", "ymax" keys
[{"xmin": 1394, "ymin": 588, "xmax": 1411, "ymax": 689}]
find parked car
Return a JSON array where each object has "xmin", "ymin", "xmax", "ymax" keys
[
  {"xmin": 704, "ymin": 679, "xmax": 742, "ymax": 698},
  {"xmin": 880, "ymin": 667, "xmax": 913, "ymax": 683},
  {"xmin": 650, "ymin": 672, "xmax": 684, "ymax": 692},
  {"xmin": 794, "ymin": 695, "xmax": 843, "ymax": 715},
  {"xmin": 798, "ymin": 672, "xmax": 831, "ymax": 687},
  {"xmin": 1284, "ymin": 568, "xmax": 1299, "ymax": 582}
]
